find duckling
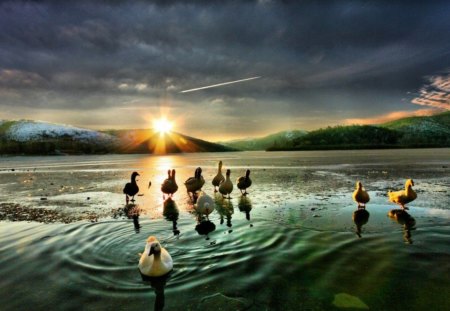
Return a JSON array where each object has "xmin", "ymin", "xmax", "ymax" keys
[
  {"xmin": 352, "ymin": 181, "xmax": 370, "ymax": 208},
  {"xmin": 237, "ymin": 169, "xmax": 252, "ymax": 196},
  {"xmin": 196, "ymin": 191, "xmax": 215, "ymax": 220},
  {"xmin": 219, "ymin": 169, "xmax": 233, "ymax": 199},
  {"xmin": 138, "ymin": 236, "xmax": 173, "ymax": 277},
  {"xmin": 388, "ymin": 179, "xmax": 417, "ymax": 210},
  {"xmin": 212, "ymin": 161, "xmax": 225, "ymax": 192},
  {"xmin": 123, "ymin": 172, "xmax": 140, "ymax": 204},
  {"xmin": 161, "ymin": 169, "xmax": 178, "ymax": 198}
]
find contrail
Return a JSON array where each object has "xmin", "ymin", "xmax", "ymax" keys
[{"xmin": 180, "ymin": 76, "xmax": 261, "ymax": 93}]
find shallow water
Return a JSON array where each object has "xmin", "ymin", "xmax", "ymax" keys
[{"xmin": 1, "ymin": 149, "xmax": 449, "ymax": 310}]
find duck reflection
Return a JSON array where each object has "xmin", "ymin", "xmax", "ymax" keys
[
  {"xmin": 215, "ymin": 195, "xmax": 234, "ymax": 231},
  {"xmin": 163, "ymin": 198, "xmax": 180, "ymax": 236},
  {"xmin": 195, "ymin": 220, "xmax": 216, "ymax": 240},
  {"xmin": 141, "ymin": 273, "xmax": 171, "ymax": 311},
  {"xmin": 124, "ymin": 203, "xmax": 142, "ymax": 233},
  {"xmin": 388, "ymin": 209, "xmax": 416, "ymax": 244},
  {"xmin": 238, "ymin": 196, "xmax": 252, "ymax": 221},
  {"xmin": 352, "ymin": 208, "xmax": 370, "ymax": 238}
]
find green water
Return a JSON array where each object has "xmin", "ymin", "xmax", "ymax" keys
[{"xmin": 0, "ymin": 150, "xmax": 449, "ymax": 310}]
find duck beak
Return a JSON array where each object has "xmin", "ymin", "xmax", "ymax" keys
[{"xmin": 148, "ymin": 246, "xmax": 154, "ymax": 256}]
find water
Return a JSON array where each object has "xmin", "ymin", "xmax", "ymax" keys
[{"xmin": 1, "ymin": 150, "xmax": 449, "ymax": 310}]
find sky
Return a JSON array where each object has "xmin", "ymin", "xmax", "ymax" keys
[{"xmin": 0, "ymin": 0, "xmax": 449, "ymax": 141}]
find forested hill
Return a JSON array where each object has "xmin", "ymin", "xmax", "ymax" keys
[{"xmin": 267, "ymin": 111, "xmax": 450, "ymax": 151}]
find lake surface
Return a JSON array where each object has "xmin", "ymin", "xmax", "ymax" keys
[{"xmin": 1, "ymin": 149, "xmax": 449, "ymax": 310}]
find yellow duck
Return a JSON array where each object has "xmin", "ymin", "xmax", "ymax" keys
[
  {"xmin": 388, "ymin": 179, "xmax": 417, "ymax": 210},
  {"xmin": 352, "ymin": 181, "xmax": 370, "ymax": 208}
]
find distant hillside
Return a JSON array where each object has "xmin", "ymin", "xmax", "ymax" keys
[
  {"xmin": 268, "ymin": 111, "xmax": 450, "ymax": 151},
  {"xmin": 220, "ymin": 130, "xmax": 307, "ymax": 151},
  {"xmin": 380, "ymin": 111, "xmax": 450, "ymax": 145},
  {"xmin": 0, "ymin": 120, "xmax": 234, "ymax": 155}
]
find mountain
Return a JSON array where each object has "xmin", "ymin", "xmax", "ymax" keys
[
  {"xmin": 267, "ymin": 111, "xmax": 450, "ymax": 151},
  {"xmin": 104, "ymin": 129, "xmax": 235, "ymax": 154},
  {"xmin": 0, "ymin": 120, "xmax": 234, "ymax": 155},
  {"xmin": 380, "ymin": 111, "xmax": 450, "ymax": 145},
  {"xmin": 219, "ymin": 130, "xmax": 307, "ymax": 151}
]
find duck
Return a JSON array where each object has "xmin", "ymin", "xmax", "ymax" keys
[
  {"xmin": 388, "ymin": 179, "xmax": 417, "ymax": 210},
  {"xmin": 219, "ymin": 169, "xmax": 233, "ymax": 199},
  {"xmin": 212, "ymin": 161, "xmax": 225, "ymax": 192},
  {"xmin": 123, "ymin": 172, "xmax": 140, "ymax": 204},
  {"xmin": 184, "ymin": 167, "xmax": 204, "ymax": 199},
  {"xmin": 138, "ymin": 236, "xmax": 173, "ymax": 277},
  {"xmin": 237, "ymin": 169, "xmax": 252, "ymax": 195},
  {"xmin": 196, "ymin": 191, "xmax": 215, "ymax": 220},
  {"xmin": 161, "ymin": 169, "xmax": 178, "ymax": 198},
  {"xmin": 352, "ymin": 181, "xmax": 370, "ymax": 208}
]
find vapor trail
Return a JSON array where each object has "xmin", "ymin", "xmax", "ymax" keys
[{"xmin": 180, "ymin": 76, "xmax": 261, "ymax": 93}]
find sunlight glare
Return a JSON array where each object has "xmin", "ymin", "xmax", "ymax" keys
[{"xmin": 153, "ymin": 118, "xmax": 173, "ymax": 134}]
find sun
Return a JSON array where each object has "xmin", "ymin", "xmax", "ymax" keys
[{"xmin": 153, "ymin": 118, "xmax": 173, "ymax": 134}]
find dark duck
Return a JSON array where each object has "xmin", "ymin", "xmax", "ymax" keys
[{"xmin": 123, "ymin": 172, "xmax": 140, "ymax": 204}]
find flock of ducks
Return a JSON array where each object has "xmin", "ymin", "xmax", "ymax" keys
[{"xmin": 126, "ymin": 162, "xmax": 417, "ymax": 278}]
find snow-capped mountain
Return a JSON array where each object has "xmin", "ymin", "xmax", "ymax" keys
[{"xmin": 5, "ymin": 120, "xmax": 116, "ymax": 143}]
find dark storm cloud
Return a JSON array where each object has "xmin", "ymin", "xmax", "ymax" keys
[{"xmin": 0, "ymin": 0, "xmax": 449, "ymax": 136}]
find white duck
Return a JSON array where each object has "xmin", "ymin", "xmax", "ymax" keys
[
  {"xmin": 219, "ymin": 169, "xmax": 233, "ymax": 199},
  {"xmin": 138, "ymin": 236, "xmax": 173, "ymax": 277},
  {"xmin": 196, "ymin": 191, "xmax": 215, "ymax": 219},
  {"xmin": 212, "ymin": 161, "xmax": 225, "ymax": 192},
  {"xmin": 352, "ymin": 181, "xmax": 370, "ymax": 208},
  {"xmin": 388, "ymin": 179, "xmax": 417, "ymax": 210}
]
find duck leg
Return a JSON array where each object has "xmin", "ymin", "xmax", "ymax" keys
[
  {"xmin": 126, "ymin": 195, "xmax": 129, "ymax": 205},
  {"xmin": 131, "ymin": 196, "xmax": 135, "ymax": 203}
]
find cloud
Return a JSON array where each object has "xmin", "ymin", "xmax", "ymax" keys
[
  {"xmin": 0, "ymin": 69, "xmax": 46, "ymax": 88},
  {"xmin": 1, "ymin": 1, "xmax": 450, "ymax": 139},
  {"xmin": 412, "ymin": 72, "xmax": 450, "ymax": 110},
  {"xmin": 344, "ymin": 108, "xmax": 443, "ymax": 125}
]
